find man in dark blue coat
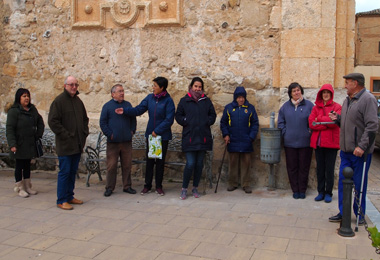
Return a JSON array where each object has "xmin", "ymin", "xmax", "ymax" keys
[
  {"xmin": 220, "ymin": 86, "xmax": 259, "ymax": 193},
  {"xmin": 100, "ymin": 84, "xmax": 137, "ymax": 197}
]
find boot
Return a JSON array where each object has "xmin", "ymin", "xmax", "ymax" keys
[
  {"xmin": 24, "ymin": 178, "xmax": 38, "ymax": 195},
  {"xmin": 14, "ymin": 181, "xmax": 29, "ymax": 198}
]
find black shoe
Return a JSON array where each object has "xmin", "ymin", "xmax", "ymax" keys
[
  {"xmin": 299, "ymin": 193, "xmax": 306, "ymax": 199},
  {"xmin": 123, "ymin": 187, "xmax": 136, "ymax": 194},
  {"xmin": 358, "ymin": 218, "xmax": 365, "ymax": 225},
  {"xmin": 104, "ymin": 189, "xmax": 112, "ymax": 197},
  {"xmin": 329, "ymin": 213, "xmax": 342, "ymax": 222},
  {"xmin": 293, "ymin": 192, "xmax": 300, "ymax": 199}
]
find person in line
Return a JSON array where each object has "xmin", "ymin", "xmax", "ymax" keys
[
  {"xmin": 100, "ymin": 84, "xmax": 137, "ymax": 197},
  {"xmin": 220, "ymin": 86, "xmax": 259, "ymax": 194},
  {"xmin": 116, "ymin": 77, "xmax": 175, "ymax": 196},
  {"xmin": 6, "ymin": 88, "xmax": 44, "ymax": 198},
  {"xmin": 309, "ymin": 84, "xmax": 341, "ymax": 203},
  {"xmin": 329, "ymin": 73, "xmax": 378, "ymax": 224},
  {"xmin": 278, "ymin": 82, "xmax": 314, "ymax": 199},
  {"xmin": 175, "ymin": 77, "xmax": 216, "ymax": 200},
  {"xmin": 48, "ymin": 76, "xmax": 89, "ymax": 210}
]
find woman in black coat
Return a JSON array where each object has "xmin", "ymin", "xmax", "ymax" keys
[
  {"xmin": 6, "ymin": 88, "xmax": 44, "ymax": 197},
  {"xmin": 175, "ymin": 77, "xmax": 216, "ymax": 199}
]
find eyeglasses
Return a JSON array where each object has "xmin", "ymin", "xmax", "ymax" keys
[{"xmin": 66, "ymin": 83, "xmax": 79, "ymax": 88}]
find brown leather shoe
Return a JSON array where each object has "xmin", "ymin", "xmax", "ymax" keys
[
  {"xmin": 57, "ymin": 202, "xmax": 73, "ymax": 210},
  {"xmin": 69, "ymin": 198, "xmax": 83, "ymax": 204}
]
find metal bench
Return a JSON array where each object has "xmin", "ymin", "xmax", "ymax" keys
[
  {"xmin": 84, "ymin": 131, "xmax": 213, "ymax": 188},
  {"xmin": 0, "ymin": 127, "xmax": 58, "ymax": 163}
]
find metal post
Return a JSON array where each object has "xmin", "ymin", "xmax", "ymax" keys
[
  {"xmin": 268, "ymin": 164, "xmax": 275, "ymax": 191},
  {"xmin": 338, "ymin": 167, "xmax": 355, "ymax": 237}
]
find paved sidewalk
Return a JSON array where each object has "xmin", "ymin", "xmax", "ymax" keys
[{"xmin": 0, "ymin": 153, "xmax": 380, "ymax": 260}]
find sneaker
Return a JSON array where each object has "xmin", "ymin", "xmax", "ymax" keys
[
  {"xmin": 358, "ymin": 218, "xmax": 365, "ymax": 225},
  {"xmin": 180, "ymin": 189, "xmax": 187, "ymax": 200},
  {"xmin": 299, "ymin": 193, "xmax": 306, "ymax": 199},
  {"xmin": 324, "ymin": 194, "xmax": 332, "ymax": 203},
  {"xmin": 293, "ymin": 192, "xmax": 300, "ymax": 199},
  {"xmin": 140, "ymin": 187, "xmax": 151, "ymax": 195},
  {"xmin": 314, "ymin": 193, "xmax": 324, "ymax": 201},
  {"xmin": 329, "ymin": 213, "xmax": 342, "ymax": 222},
  {"xmin": 192, "ymin": 188, "xmax": 200, "ymax": 198},
  {"xmin": 155, "ymin": 188, "xmax": 165, "ymax": 196}
]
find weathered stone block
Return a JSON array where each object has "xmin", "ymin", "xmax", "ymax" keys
[
  {"xmin": 280, "ymin": 58, "xmax": 319, "ymax": 88},
  {"xmin": 282, "ymin": 0, "xmax": 321, "ymax": 29},
  {"xmin": 2, "ymin": 64, "xmax": 17, "ymax": 77},
  {"xmin": 240, "ymin": 0, "xmax": 270, "ymax": 27},
  {"xmin": 281, "ymin": 28, "xmax": 335, "ymax": 58}
]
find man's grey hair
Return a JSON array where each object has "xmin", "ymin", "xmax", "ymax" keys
[{"xmin": 111, "ymin": 84, "xmax": 123, "ymax": 93}]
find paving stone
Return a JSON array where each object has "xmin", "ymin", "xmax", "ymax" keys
[
  {"xmin": 85, "ymin": 207, "xmax": 133, "ymax": 219},
  {"xmin": 179, "ymin": 227, "xmax": 235, "ymax": 245},
  {"xmin": 346, "ymin": 243, "xmax": 380, "ymax": 260},
  {"xmin": 287, "ymin": 239, "xmax": 346, "ymax": 258},
  {"xmin": 230, "ymin": 233, "xmax": 289, "ymax": 251},
  {"xmin": 167, "ymin": 215, "xmax": 218, "ymax": 229},
  {"xmin": 138, "ymin": 236, "xmax": 199, "ymax": 254},
  {"xmin": 251, "ymin": 249, "xmax": 314, "ymax": 260},
  {"xmin": 94, "ymin": 245, "xmax": 160, "ymax": 260},
  {"xmin": 191, "ymin": 242, "xmax": 254, "ymax": 260},
  {"xmin": 132, "ymin": 222, "xmax": 187, "ymax": 238},
  {"xmin": 90, "ymin": 230, "xmax": 149, "ymax": 247},
  {"xmin": 155, "ymin": 252, "xmax": 212, "ymax": 260},
  {"xmin": 0, "ymin": 247, "xmax": 63, "ymax": 260},
  {"xmin": 126, "ymin": 211, "xmax": 176, "ymax": 224},
  {"xmin": 46, "ymin": 238, "xmax": 109, "ymax": 258},
  {"xmin": 215, "ymin": 220, "xmax": 267, "ymax": 235},
  {"xmin": 264, "ymin": 225, "xmax": 319, "ymax": 241},
  {"xmin": 46, "ymin": 225, "xmax": 104, "ymax": 241}
]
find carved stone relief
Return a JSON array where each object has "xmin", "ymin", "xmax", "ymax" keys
[{"xmin": 71, "ymin": 0, "xmax": 183, "ymax": 29}]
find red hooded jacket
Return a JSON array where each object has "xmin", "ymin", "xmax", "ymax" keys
[{"xmin": 308, "ymin": 84, "xmax": 342, "ymax": 149}]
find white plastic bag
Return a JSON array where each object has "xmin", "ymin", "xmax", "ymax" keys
[{"xmin": 148, "ymin": 135, "xmax": 162, "ymax": 159}]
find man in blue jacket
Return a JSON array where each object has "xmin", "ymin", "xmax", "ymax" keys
[
  {"xmin": 220, "ymin": 86, "xmax": 259, "ymax": 193},
  {"xmin": 100, "ymin": 84, "xmax": 137, "ymax": 197}
]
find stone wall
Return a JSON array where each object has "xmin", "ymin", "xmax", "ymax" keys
[{"xmin": 0, "ymin": 0, "xmax": 355, "ymax": 189}]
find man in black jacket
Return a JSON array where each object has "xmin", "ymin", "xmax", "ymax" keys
[{"xmin": 48, "ymin": 76, "xmax": 89, "ymax": 210}]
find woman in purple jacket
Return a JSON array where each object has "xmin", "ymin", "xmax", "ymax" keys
[{"xmin": 278, "ymin": 82, "xmax": 314, "ymax": 199}]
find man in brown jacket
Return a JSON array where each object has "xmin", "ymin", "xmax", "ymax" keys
[
  {"xmin": 328, "ymin": 73, "xmax": 378, "ymax": 224},
  {"xmin": 48, "ymin": 76, "xmax": 89, "ymax": 210}
]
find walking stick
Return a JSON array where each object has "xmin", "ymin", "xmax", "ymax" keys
[
  {"xmin": 215, "ymin": 146, "xmax": 227, "ymax": 193},
  {"xmin": 355, "ymin": 131, "xmax": 376, "ymax": 232}
]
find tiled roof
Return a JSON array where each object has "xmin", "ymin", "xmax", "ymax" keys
[{"xmin": 356, "ymin": 8, "xmax": 380, "ymax": 17}]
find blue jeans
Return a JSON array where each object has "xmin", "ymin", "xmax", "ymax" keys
[
  {"xmin": 57, "ymin": 153, "xmax": 81, "ymax": 204},
  {"xmin": 338, "ymin": 151, "xmax": 371, "ymax": 220},
  {"xmin": 182, "ymin": 151, "xmax": 206, "ymax": 189}
]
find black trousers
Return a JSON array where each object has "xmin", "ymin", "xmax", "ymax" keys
[
  {"xmin": 315, "ymin": 147, "xmax": 338, "ymax": 196},
  {"xmin": 15, "ymin": 159, "xmax": 31, "ymax": 182},
  {"xmin": 284, "ymin": 147, "xmax": 313, "ymax": 193},
  {"xmin": 145, "ymin": 140, "xmax": 168, "ymax": 189}
]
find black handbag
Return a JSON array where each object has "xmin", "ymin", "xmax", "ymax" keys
[{"xmin": 36, "ymin": 139, "xmax": 43, "ymax": 158}]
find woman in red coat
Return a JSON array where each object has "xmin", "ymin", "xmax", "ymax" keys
[{"xmin": 309, "ymin": 84, "xmax": 341, "ymax": 203}]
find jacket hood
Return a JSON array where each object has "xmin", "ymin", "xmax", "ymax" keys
[
  {"xmin": 315, "ymin": 84, "xmax": 334, "ymax": 107},
  {"xmin": 233, "ymin": 86, "xmax": 247, "ymax": 101}
]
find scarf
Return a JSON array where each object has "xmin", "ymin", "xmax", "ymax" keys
[
  {"xmin": 188, "ymin": 89, "xmax": 204, "ymax": 103},
  {"xmin": 291, "ymin": 96, "xmax": 303, "ymax": 111},
  {"xmin": 154, "ymin": 91, "xmax": 167, "ymax": 100}
]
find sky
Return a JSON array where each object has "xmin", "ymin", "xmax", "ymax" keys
[{"xmin": 356, "ymin": 0, "xmax": 380, "ymax": 13}]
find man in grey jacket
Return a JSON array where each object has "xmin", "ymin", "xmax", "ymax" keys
[{"xmin": 328, "ymin": 73, "xmax": 378, "ymax": 224}]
